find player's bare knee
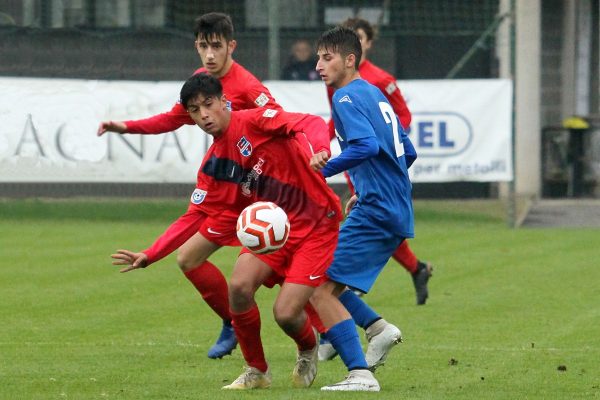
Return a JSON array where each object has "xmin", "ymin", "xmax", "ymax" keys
[
  {"xmin": 176, "ymin": 249, "xmax": 209, "ymax": 272},
  {"xmin": 176, "ymin": 253, "xmax": 195, "ymax": 271},
  {"xmin": 228, "ymin": 278, "xmax": 255, "ymax": 309},
  {"xmin": 273, "ymin": 303, "xmax": 302, "ymax": 331}
]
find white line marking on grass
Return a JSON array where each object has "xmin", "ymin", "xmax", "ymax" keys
[
  {"xmin": 2, "ymin": 342, "xmax": 599, "ymax": 353},
  {"xmin": 406, "ymin": 345, "xmax": 600, "ymax": 352},
  {"xmin": 0, "ymin": 341, "xmax": 203, "ymax": 347}
]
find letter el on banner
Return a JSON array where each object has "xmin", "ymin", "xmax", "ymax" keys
[{"xmin": 264, "ymin": 79, "xmax": 513, "ymax": 183}]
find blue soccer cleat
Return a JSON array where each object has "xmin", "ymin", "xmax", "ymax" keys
[{"xmin": 208, "ymin": 321, "xmax": 238, "ymax": 359}]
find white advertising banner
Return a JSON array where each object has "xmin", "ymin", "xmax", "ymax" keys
[
  {"xmin": 266, "ymin": 79, "xmax": 513, "ymax": 183},
  {"xmin": 0, "ymin": 77, "xmax": 512, "ymax": 183},
  {"xmin": 0, "ymin": 78, "xmax": 206, "ymax": 183}
]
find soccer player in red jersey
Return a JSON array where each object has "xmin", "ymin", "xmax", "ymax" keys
[
  {"xmin": 98, "ymin": 13, "xmax": 281, "ymax": 136},
  {"xmin": 112, "ymin": 73, "xmax": 355, "ymax": 389},
  {"xmin": 97, "ymin": 13, "xmax": 283, "ymax": 360},
  {"xmin": 325, "ymin": 18, "xmax": 433, "ymax": 306}
]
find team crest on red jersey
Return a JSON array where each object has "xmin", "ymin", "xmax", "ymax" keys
[
  {"xmin": 190, "ymin": 188, "xmax": 207, "ymax": 204},
  {"xmin": 237, "ymin": 136, "xmax": 253, "ymax": 157}
]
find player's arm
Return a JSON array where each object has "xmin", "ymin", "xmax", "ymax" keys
[
  {"xmin": 97, "ymin": 102, "xmax": 195, "ymax": 136},
  {"xmin": 243, "ymin": 79, "xmax": 283, "ymax": 110},
  {"xmin": 320, "ymin": 136, "xmax": 378, "ymax": 177},
  {"xmin": 111, "ymin": 203, "xmax": 204, "ymax": 272},
  {"xmin": 110, "ymin": 249, "xmax": 149, "ymax": 272},
  {"xmin": 298, "ymin": 114, "xmax": 333, "ymax": 170},
  {"xmin": 318, "ymin": 99, "xmax": 379, "ymax": 177},
  {"xmin": 289, "ymin": 113, "xmax": 331, "ymax": 155},
  {"xmin": 252, "ymin": 109, "xmax": 332, "ymax": 155},
  {"xmin": 249, "ymin": 109, "xmax": 333, "ymax": 171},
  {"xmin": 97, "ymin": 120, "xmax": 128, "ymax": 135},
  {"xmin": 377, "ymin": 77, "xmax": 412, "ymax": 130}
]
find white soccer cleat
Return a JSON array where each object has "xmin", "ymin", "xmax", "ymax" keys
[
  {"xmin": 222, "ymin": 366, "xmax": 271, "ymax": 390},
  {"xmin": 365, "ymin": 322, "xmax": 402, "ymax": 371},
  {"xmin": 320, "ymin": 369, "xmax": 380, "ymax": 391},
  {"xmin": 292, "ymin": 332, "xmax": 319, "ymax": 388}
]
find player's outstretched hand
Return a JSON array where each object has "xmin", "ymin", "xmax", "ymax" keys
[
  {"xmin": 345, "ymin": 194, "xmax": 358, "ymax": 215},
  {"xmin": 310, "ymin": 150, "xmax": 330, "ymax": 171},
  {"xmin": 111, "ymin": 249, "xmax": 148, "ymax": 273},
  {"xmin": 97, "ymin": 121, "xmax": 127, "ymax": 136}
]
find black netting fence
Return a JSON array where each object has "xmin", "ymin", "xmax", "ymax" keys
[
  {"xmin": 0, "ymin": 0, "xmax": 500, "ymax": 80},
  {"xmin": 0, "ymin": 0, "xmax": 502, "ymax": 199}
]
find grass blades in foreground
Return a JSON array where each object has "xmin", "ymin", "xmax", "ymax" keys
[{"xmin": 1, "ymin": 199, "xmax": 598, "ymax": 399}]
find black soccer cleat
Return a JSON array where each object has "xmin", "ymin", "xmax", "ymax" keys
[{"xmin": 412, "ymin": 261, "xmax": 433, "ymax": 305}]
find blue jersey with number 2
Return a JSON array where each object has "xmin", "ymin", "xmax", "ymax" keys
[{"xmin": 332, "ymin": 79, "xmax": 414, "ymax": 238}]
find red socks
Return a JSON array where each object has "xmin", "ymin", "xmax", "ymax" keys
[
  {"xmin": 183, "ymin": 261, "xmax": 231, "ymax": 321},
  {"xmin": 286, "ymin": 314, "xmax": 317, "ymax": 351},
  {"xmin": 304, "ymin": 302, "xmax": 326, "ymax": 334},
  {"xmin": 231, "ymin": 305, "xmax": 268, "ymax": 372},
  {"xmin": 392, "ymin": 240, "xmax": 418, "ymax": 274}
]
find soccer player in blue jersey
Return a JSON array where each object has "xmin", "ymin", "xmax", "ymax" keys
[{"xmin": 309, "ymin": 26, "xmax": 415, "ymax": 391}]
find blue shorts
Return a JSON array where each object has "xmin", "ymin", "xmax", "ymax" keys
[{"xmin": 326, "ymin": 208, "xmax": 405, "ymax": 293}]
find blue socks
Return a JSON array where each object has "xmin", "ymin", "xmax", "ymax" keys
[
  {"xmin": 325, "ymin": 318, "xmax": 368, "ymax": 370},
  {"xmin": 339, "ymin": 290, "xmax": 380, "ymax": 328}
]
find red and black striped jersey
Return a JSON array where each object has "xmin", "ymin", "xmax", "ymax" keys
[
  {"xmin": 193, "ymin": 108, "xmax": 341, "ymax": 230},
  {"xmin": 142, "ymin": 108, "xmax": 340, "ymax": 264}
]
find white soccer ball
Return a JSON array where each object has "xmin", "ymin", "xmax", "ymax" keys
[{"xmin": 236, "ymin": 201, "xmax": 290, "ymax": 254}]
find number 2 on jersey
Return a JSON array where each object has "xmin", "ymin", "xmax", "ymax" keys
[{"xmin": 379, "ymin": 102, "xmax": 404, "ymax": 158}]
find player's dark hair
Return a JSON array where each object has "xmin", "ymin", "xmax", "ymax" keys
[
  {"xmin": 341, "ymin": 17, "xmax": 376, "ymax": 42},
  {"xmin": 180, "ymin": 73, "xmax": 223, "ymax": 109},
  {"xmin": 316, "ymin": 27, "xmax": 362, "ymax": 70},
  {"xmin": 193, "ymin": 12, "xmax": 234, "ymax": 42}
]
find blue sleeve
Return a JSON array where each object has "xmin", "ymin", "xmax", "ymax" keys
[
  {"xmin": 321, "ymin": 136, "xmax": 379, "ymax": 178},
  {"xmin": 403, "ymin": 136, "xmax": 417, "ymax": 169}
]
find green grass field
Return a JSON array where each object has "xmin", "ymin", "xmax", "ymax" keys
[{"xmin": 1, "ymin": 199, "xmax": 599, "ymax": 399}]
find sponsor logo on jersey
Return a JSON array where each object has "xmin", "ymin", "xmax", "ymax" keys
[
  {"xmin": 228, "ymin": 164, "xmax": 237, "ymax": 178},
  {"xmin": 309, "ymin": 274, "xmax": 322, "ymax": 280},
  {"xmin": 241, "ymin": 158, "xmax": 265, "ymax": 197},
  {"xmin": 255, "ymin": 93, "xmax": 269, "ymax": 107},
  {"xmin": 338, "ymin": 95, "xmax": 352, "ymax": 103},
  {"xmin": 385, "ymin": 82, "xmax": 397, "ymax": 95},
  {"xmin": 262, "ymin": 109, "xmax": 278, "ymax": 118},
  {"xmin": 190, "ymin": 188, "xmax": 207, "ymax": 204},
  {"xmin": 226, "ymin": 100, "xmax": 232, "ymax": 111},
  {"xmin": 237, "ymin": 136, "xmax": 253, "ymax": 157}
]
